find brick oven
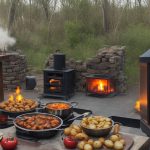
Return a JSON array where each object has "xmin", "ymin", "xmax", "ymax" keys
[{"xmin": 43, "ymin": 52, "xmax": 75, "ymax": 99}]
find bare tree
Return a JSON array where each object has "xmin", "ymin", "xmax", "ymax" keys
[
  {"xmin": 41, "ymin": 0, "xmax": 50, "ymax": 20},
  {"xmin": 8, "ymin": 0, "xmax": 19, "ymax": 33},
  {"xmin": 137, "ymin": 0, "xmax": 142, "ymax": 7},
  {"xmin": 102, "ymin": 0, "xmax": 110, "ymax": 33}
]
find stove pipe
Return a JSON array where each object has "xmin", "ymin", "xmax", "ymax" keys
[{"xmin": 53, "ymin": 51, "xmax": 66, "ymax": 70}]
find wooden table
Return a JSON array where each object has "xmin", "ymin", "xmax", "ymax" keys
[
  {"xmin": 0, "ymin": 126, "xmax": 149, "ymax": 150},
  {"xmin": 0, "ymin": 55, "xmax": 7, "ymax": 102}
]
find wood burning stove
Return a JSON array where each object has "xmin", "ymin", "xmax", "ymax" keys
[
  {"xmin": 43, "ymin": 52, "xmax": 75, "ymax": 99},
  {"xmin": 86, "ymin": 74, "xmax": 116, "ymax": 96},
  {"xmin": 139, "ymin": 49, "xmax": 150, "ymax": 136}
]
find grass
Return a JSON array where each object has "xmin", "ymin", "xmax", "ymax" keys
[
  {"xmin": 119, "ymin": 24, "xmax": 150, "ymax": 85},
  {"xmin": 16, "ymin": 23, "xmax": 150, "ymax": 86}
]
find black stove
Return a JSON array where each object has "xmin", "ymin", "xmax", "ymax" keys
[{"xmin": 43, "ymin": 53, "xmax": 75, "ymax": 99}]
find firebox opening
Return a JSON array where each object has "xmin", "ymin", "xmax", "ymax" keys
[{"xmin": 86, "ymin": 75, "xmax": 116, "ymax": 96}]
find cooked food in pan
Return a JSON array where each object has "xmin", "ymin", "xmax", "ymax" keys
[
  {"xmin": 81, "ymin": 116, "xmax": 112, "ymax": 129},
  {"xmin": 47, "ymin": 103, "xmax": 70, "ymax": 110},
  {"xmin": 15, "ymin": 114, "xmax": 60, "ymax": 130},
  {"xmin": 0, "ymin": 99, "xmax": 38, "ymax": 112}
]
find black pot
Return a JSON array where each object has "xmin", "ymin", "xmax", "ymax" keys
[
  {"xmin": 13, "ymin": 112, "xmax": 63, "ymax": 139},
  {"xmin": 44, "ymin": 101, "xmax": 78, "ymax": 119}
]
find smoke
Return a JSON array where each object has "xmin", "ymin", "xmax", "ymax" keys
[{"xmin": 0, "ymin": 27, "xmax": 16, "ymax": 51}]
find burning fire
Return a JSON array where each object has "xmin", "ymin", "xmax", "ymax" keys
[
  {"xmin": 8, "ymin": 86, "xmax": 24, "ymax": 103},
  {"xmin": 98, "ymin": 81, "xmax": 105, "ymax": 91},
  {"xmin": 135, "ymin": 100, "xmax": 140, "ymax": 112},
  {"xmin": 88, "ymin": 79, "xmax": 114, "ymax": 94}
]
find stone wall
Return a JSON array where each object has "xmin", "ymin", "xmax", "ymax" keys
[
  {"xmin": 45, "ymin": 46, "xmax": 127, "ymax": 93},
  {"xmin": 2, "ymin": 53, "xmax": 27, "ymax": 89}
]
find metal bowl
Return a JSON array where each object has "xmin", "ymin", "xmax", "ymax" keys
[
  {"xmin": 0, "ymin": 100, "xmax": 39, "ymax": 118},
  {"xmin": 45, "ymin": 101, "xmax": 78, "ymax": 119},
  {"xmin": 81, "ymin": 119, "xmax": 114, "ymax": 137}
]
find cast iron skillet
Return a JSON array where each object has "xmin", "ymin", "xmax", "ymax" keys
[
  {"xmin": 13, "ymin": 112, "xmax": 63, "ymax": 139},
  {"xmin": 0, "ymin": 100, "xmax": 39, "ymax": 118}
]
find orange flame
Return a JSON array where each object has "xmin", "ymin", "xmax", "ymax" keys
[
  {"xmin": 8, "ymin": 95, "xmax": 14, "ymax": 102},
  {"xmin": 98, "ymin": 81, "xmax": 104, "ymax": 91},
  {"xmin": 88, "ymin": 79, "xmax": 114, "ymax": 94},
  {"xmin": 135, "ymin": 100, "xmax": 140, "ymax": 112},
  {"xmin": 8, "ymin": 86, "xmax": 24, "ymax": 103},
  {"xmin": 16, "ymin": 86, "xmax": 21, "ymax": 95}
]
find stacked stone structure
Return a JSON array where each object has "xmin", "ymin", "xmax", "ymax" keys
[
  {"xmin": 1, "ymin": 52, "xmax": 27, "ymax": 89},
  {"xmin": 45, "ymin": 46, "xmax": 127, "ymax": 93}
]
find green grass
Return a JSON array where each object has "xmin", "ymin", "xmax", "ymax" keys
[
  {"xmin": 119, "ymin": 24, "xmax": 150, "ymax": 85},
  {"xmin": 16, "ymin": 23, "xmax": 150, "ymax": 86}
]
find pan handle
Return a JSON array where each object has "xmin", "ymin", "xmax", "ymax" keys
[
  {"xmin": 71, "ymin": 102, "xmax": 78, "ymax": 108},
  {"xmin": 65, "ymin": 112, "xmax": 91, "ymax": 123},
  {"xmin": 36, "ymin": 98, "xmax": 46, "ymax": 107}
]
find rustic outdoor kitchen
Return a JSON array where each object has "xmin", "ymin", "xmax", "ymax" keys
[{"xmin": 0, "ymin": 47, "xmax": 150, "ymax": 150}]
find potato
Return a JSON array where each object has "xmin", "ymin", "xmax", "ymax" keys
[
  {"xmin": 70, "ymin": 128, "xmax": 78, "ymax": 136},
  {"xmin": 81, "ymin": 116, "xmax": 112, "ymax": 130},
  {"xmin": 78, "ymin": 141, "xmax": 86, "ymax": 150},
  {"xmin": 75, "ymin": 133, "xmax": 87, "ymax": 140},
  {"xmin": 110, "ymin": 135, "xmax": 120, "ymax": 142},
  {"xmin": 105, "ymin": 121, "xmax": 112, "ymax": 126},
  {"xmin": 114, "ymin": 141, "xmax": 124, "ymax": 150},
  {"xmin": 106, "ymin": 118, "xmax": 111, "ymax": 122},
  {"xmin": 116, "ymin": 134, "xmax": 122, "ymax": 139},
  {"xmin": 81, "ymin": 122, "xmax": 87, "ymax": 127},
  {"xmin": 93, "ymin": 140, "xmax": 102, "ymax": 149},
  {"xmin": 119, "ymin": 139, "xmax": 125, "ymax": 145},
  {"xmin": 104, "ymin": 140, "xmax": 114, "ymax": 148},
  {"xmin": 103, "ymin": 124, "xmax": 110, "ymax": 128},
  {"xmin": 100, "ymin": 117, "xmax": 105, "ymax": 122},
  {"xmin": 98, "ymin": 137, "xmax": 105, "ymax": 144},
  {"xmin": 87, "ymin": 139, "xmax": 94, "ymax": 145},
  {"xmin": 64, "ymin": 127, "xmax": 71, "ymax": 135},
  {"xmin": 84, "ymin": 143, "xmax": 93, "ymax": 150},
  {"xmin": 88, "ymin": 124, "xmax": 96, "ymax": 129},
  {"xmin": 82, "ymin": 133, "xmax": 89, "ymax": 140},
  {"xmin": 72, "ymin": 124, "xmax": 82, "ymax": 133},
  {"xmin": 113, "ymin": 124, "xmax": 120, "ymax": 134}
]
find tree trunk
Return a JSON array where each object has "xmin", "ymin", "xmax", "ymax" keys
[
  {"xmin": 102, "ymin": 0, "xmax": 110, "ymax": 33},
  {"xmin": 8, "ymin": 0, "xmax": 19, "ymax": 33},
  {"xmin": 137, "ymin": 0, "xmax": 142, "ymax": 7},
  {"xmin": 41, "ymin": 0, "xmax": 50, "ymax": 20}
]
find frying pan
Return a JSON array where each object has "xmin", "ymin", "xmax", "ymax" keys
[
  {"xmin": 13, "ymin": 112, "xmax": 64, "ymax": 139},
  {"xmin": 0, "ymin": 100, "xmax": 39, "ymax": 118}
]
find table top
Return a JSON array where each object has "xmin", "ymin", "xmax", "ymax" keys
[{"xmin": 0, "ymin": 126, "xmax": 149, "ymax": 150}]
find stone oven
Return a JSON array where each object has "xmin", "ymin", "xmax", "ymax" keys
[{"xmin": 45, "ymin": 46, "xmax": 127, "ymax": 95}]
